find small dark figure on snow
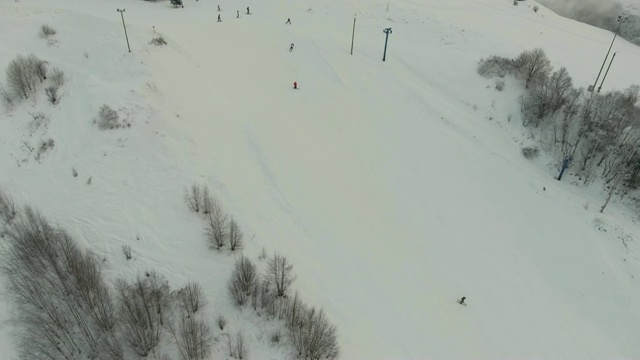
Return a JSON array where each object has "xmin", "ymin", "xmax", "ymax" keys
[
  {"xmin": 237, "ymin": 10, "xmax": 240, "ymax": 18},
  {"xmin": 458, "ymin": 296, "xmax": 466, "ymax": 305},
  {"xmin": 218, "ymin": 14, "xmax": 221, "ymax": 22},
  {"xmin": 286, "ymin": 18, "xmax": 291, "ymax": 25},
  {"xmin": 246, "ymin": 6, "xmax": 250, "ymax": 14},
  {"xmin": 217, "ymin": 5, "xmax": 221, "ymax": 11},
  {"xmin": 293, "ymin": 81, "xmax": 298, "ymax": 89},
  {"xmin": 289, "ymin": 43, "xmax": 294, "ymax": 52}
]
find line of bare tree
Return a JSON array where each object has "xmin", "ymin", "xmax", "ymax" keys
[
  {"xmin": 478, "ymin": 48, "xmax": 640, "ymax": 213},
  {"xmin": 184, "ymin": 183, "xmax": 243, "ymax": 251}
]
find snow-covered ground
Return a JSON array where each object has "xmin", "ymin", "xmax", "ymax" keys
[{"xmin": 1, "ymin": 0, "xmax": 640, "ymax": 359}]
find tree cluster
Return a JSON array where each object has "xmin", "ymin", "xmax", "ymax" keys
[
  {"xmin": 227, "ymin": 253, "xmax": 339, "ymax": 359},
  {"xmin": 478, "ymin": 48, "xmax": 640, "ymax": 212},
  {"xmin": 0, "ymin": 199, "xmax": 212, "ymax": 360}
]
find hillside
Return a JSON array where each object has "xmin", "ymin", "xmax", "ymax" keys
[{"xmin": 1, "ymin": 0, "xmax": 640, "ymax": 359}]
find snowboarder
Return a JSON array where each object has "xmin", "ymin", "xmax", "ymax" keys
[
  {"xmin": 218, "ymin": 14, "xmax": 221, "ymax": 22},
  {"xmin": 246, "ymin": 6, "xmax": 250, "ymax": 14},
  {"xmin": 286, "ymin": 18, "xmax": 291, "ymax": 25},
  {"xmin": 293, "ymin": 81, "xmax": 298, "ymax": 89},
  {"xmin": 237, "ymin": 10, "xmax": 240, "ymax": 18},
  {"xmin": 289, "ymin": 43, "xmax": 294, "ymax": 52},
  {"xmin": 458, "ymin": 296, "xmax": 466, "ymax": 305}
]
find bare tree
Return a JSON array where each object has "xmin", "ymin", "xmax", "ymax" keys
[
  {"xmin": 513, "ymin": 48, "xmax": 552, "ymax": 89},
  {"xmin": 267, "ymin": 253, "xmax": 296, "ymax": 297},
  {"xmin": 178, "ymin": 281, "xmax": 206, "ymax": 316},
  {"xmin": 0, "ymin": 189, "xmax": 17, "ymax": 225},
  {"xmin": 27, "ymin": 54, "xmax": 47, "ymax": 83},
  {"xmin": 116, "ymin": 272, "xmax": 171, "ymax": 357},
  {"xmin": 205, "ymin": 195, "xmax": 228, "ymax": 250},
  {"xmin": 228, "ymin": 217, "xmax": 243, "ymax": 251},
  {"xmin": 234, "ymin": 331, "xmax": 247, "ymax": 359},
  {"xmin": 289, "ymin": 307, "xmax": 339, "ymax": 360},
  {"xmin": 45, "ymin": 85, "xmax": 58, "ymax": 104},
  {"xmin": 122, "ymin": 244, "xmax": 132, "ymax": 260},
  {"xmin": 50, "ymin": 67, "xmax": 65, "ymax": 87},
  {"xmin": 201, "ymin": 184, "xmax": 212, "ymax": 214},
  {"xmin": 171, "ymin": 313, "xmax": 212, "ymax": 360},
  {"xmin": 184, "ymin": 184, "xmax": 201, "ymax": 212},
  {"xmin": 6, "ymin": 55, "xmax": 33, "ymax": 99},
  {"xmin": 229, "ymin": 255, "xmax": 257, "ymax": 306},
  {"xmin": 216, "ymin": 314, "xmax": 227, "ymax": 330}
]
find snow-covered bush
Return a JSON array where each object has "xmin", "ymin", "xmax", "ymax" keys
[
  {"xmin": 477, "ymin": 55, "xmax": 513, "ymax": 78},
  {"xmin": 150, "ymin": 35, "xmax": 167, "ymax": 46},
  {"xmin": 39, "ymin": 24, "xmax": 56, "ymax": 38},
  {"xmin": 521, "ymin": 146, "xmax": 540, "ymax": 159},
  {"xmin": 96, "ymin": 104, "xmax": 120, "ymax": 130}
]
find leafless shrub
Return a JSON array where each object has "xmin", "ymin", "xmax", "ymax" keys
[
  {"xmin": 184, "ymin": 184, "xmax": 201, "ymax": 212},
  {"xmin": 96, "ymin": 105, "xmax": 121, "ymax": 130},
  {"xmin": 259, "ymin": 246, "xmax": 267, "ymax": 260},
  {"xmin": 229, "ymin": 255, "xmax": 257, "ymax": 306},
  {"xmin": 150, "ymin": 36, "xmax": 167, "ymax": 46},
  {"xmin": 228, "ymin": 217, "xmax": 243, "ymax": 251},
  {"xmin": 0, "ymin": 189, "xmax": 17, "ymax": 225},
  {"xmin": 494, "ymin": 79, "xmax": 505, "ymax": 91},
  {"xmin": 87, "ymin": 176, "xmax": 92, "ymax": 185},
  {"xmin": 267, "ymin": 253, "xmax": 295, "ymax": 297},
  {"xmin": 50, "ymin": 67, "xmax": 65, "ymax": 87},
  {"xmin": 178, "ymin": 281, "xmax": 206, "ymax": 315},
  {"xmin": 521, "ymin": 146, "xmax": 540, "ymax": 159},
  {"xmin": 289, "ymin": 307, "xmax": 339, "ymax": 360},
  {"xmin": 477, "ymin": 55, "xmax": 513, "ymax": 78},
  {"xmin": 72, "ymin": 167, "xmax": 78, "ymax": 177},
  {"xmin": 116, "ymin": 271, "xmax": 172, "ymax": 357},
  {"xmin": 216, "ymin": 314, "xmax": 227, "ymax": 330},
  {"xmin": 34, "ymin": 138, "xmax": 54, "ymax": 161},
  {"xmin": 40, "ymin": 24, "xmax": 57, "ymax": 38},
  {"xmin": 122, "ymin": 244, "xmax": 132, "ymax": 260},
  {"xmin": 171, "ymin": 313, "xmax": 212, "ymax": 360},
  {"xmin": 205, "ymin": 195, "xmax": 228, "ymax": 250},
  {"xmin": 45, "ymin": 85, "xmax": 58, "ymax": 104}
]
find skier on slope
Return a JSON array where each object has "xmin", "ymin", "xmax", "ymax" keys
[{"xmin": 289, "ymin": 43, "xmax": 294, "ymax": 52}]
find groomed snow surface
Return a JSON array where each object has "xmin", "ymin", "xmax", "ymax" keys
[{"xmin": 1, "ymin": 0, "xmax": 640, "ymax": 359}]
